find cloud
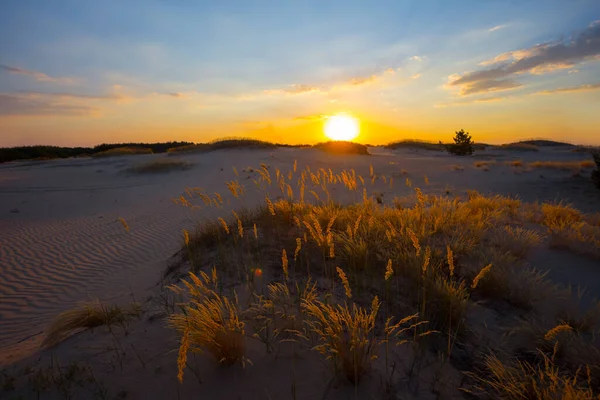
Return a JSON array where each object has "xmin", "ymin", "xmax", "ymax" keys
[
  {"xmin": 450, "ymin": 20, "xmax": 600, "ymax": 95},
  {"xmin": 0, "ymin": 94, "xmax": 96, "ymax": 116},
  {"xmin": 533, "ymin": 82, "xmax": 600, "ymax": 95},
  {"xmin": 410, "ymin": 56, "xmax": 423, "ymax": 62},
  {"xmin": 456, "ymin": 78, "xmax": 523, "ymax": 95},
  {"xmin": 13, "ymin": 91, "xmax": 121, "ymax": 100},
  {"xmin": 0, "ymin": 64, "xmax": 76, "ymax": 84},
  {"xmin": 488, "ymin": 25, "xmax": 506, "ymax": 33},
  {"xmin": 436, "ymin": 95, "xmax": 508, "ymax": 108}
]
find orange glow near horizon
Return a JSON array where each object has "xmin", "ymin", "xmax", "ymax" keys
[{"xmin": 324, "ymin": 114, "xmax": 360, "ymax": 141}]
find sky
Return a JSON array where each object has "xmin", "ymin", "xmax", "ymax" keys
[{"xmin": 1, "ymin": 0, "xmax": 599, "ymax": 147}]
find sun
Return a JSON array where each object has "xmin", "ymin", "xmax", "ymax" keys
[{"xmin": 324, "ymin": 114, "xmax": 359, "ymax": 141}]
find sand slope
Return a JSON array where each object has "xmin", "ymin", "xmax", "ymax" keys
[{"xmin": 0, "ymin": 146, "xmax": 598, "ymax": 366}]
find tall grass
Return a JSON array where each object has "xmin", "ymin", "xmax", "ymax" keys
[{"xmin": 166, "ymin": 160, "xmax": 600, "ymax": 393}]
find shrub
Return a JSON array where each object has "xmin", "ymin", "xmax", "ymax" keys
[
  {"xmin": 385, "ymin": 140, "xmax": 445, "ymax": 151},
  {"xmin": 446, "ymin": 129, "xmax": 474, "ymax": 156},
  {"xmin": 93, "ymin": 147, "xmax": 152, "ymax": 157},
  {"xmin": 313, "ymin": 141, "xmax": 370, "ymax": 155},
  {"xmin": 501, "ymin": 143, "xmax": 540, "ymax": 152}
]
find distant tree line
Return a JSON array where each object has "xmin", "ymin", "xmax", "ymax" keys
[{"xmin": 0, "ymin": 142, "xmax": 194, "ymax": 163}]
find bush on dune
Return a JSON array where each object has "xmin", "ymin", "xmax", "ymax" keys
[
  {"xmin": 501, "ymin": 143, "xmax": 539, "ymax": 152},
  {"xmin": 168, "ymin": 138, "xmax": 277, "ymax": 154},
  {"xmin": 313, "ymin": 141, "xmax": 370, "ymax": 155},
  {"xmin": 93, "ymin": 146, "xmax": 153, "ymax": 157},
  {"xmin": 385, "ymin": 140, "xmax": 445, "ymax": 152},
  {"xmin": 446, "ymin": 129, "xmax": 474, "ymax": 156}
]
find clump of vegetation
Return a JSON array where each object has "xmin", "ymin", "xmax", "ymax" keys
[
  {"xmin": 168, "ymin": 138, "xmax": 277, "ymax": 154},
  {"xmin": 446, "ymin": 129, "xmax": 474, "ymax": 156},
  {"xmin": 469, "ymin": 349, "xmax": 598, "ymax": 399},
  {"xmin": 592, "ymin": 153, "xmax": 600, "ymax": 189},
  {"xmin": 501, "ymin": 143, "xmax": 539, "ymax": 152},
  {"xmin": 127, "ymin": 159, "xmax": 193, "ymax": 174},
  {"xmin": 528, "ymin": 160, "xmax": 595, "ymax": 173},
  {"xmin": 385, "ymin": 139, "xmax": 445, "ymax": 152},
  {"xmin": 93, "ymin": 147, "xmax": 153, "ymax": 158},
  {"xmin": 169, "ymin": 270, "xmax": 248, "ymax": 381},
  {"xmin": 42, "ymin": 301, "xmax": 141, "ymax": 348},
  {"xmin": 313, "ymin": 141, "xmax": 370, "ymax": 155},
  {"xmin": 163, "ymin": 159, "xmax": 600, "ymax": 396}
]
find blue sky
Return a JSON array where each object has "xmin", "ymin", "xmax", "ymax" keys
[{"xmin": 1, "ymin": 0, "xmax": 599, "ymax": 146}]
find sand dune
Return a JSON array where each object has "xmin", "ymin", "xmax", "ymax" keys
[{"xmin": 0, "ymin": 146, "xmax": 598, "ymax": 367}]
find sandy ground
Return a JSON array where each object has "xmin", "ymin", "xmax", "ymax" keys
[{"xmin": 0, "ymin": 145, "xmax": 598, "ymax": 398}]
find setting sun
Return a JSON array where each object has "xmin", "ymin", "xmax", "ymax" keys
[{"xmin": 324, "ymin": 114, "xmax": 359, "ymax": 141}]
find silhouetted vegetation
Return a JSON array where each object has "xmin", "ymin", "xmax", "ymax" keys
[
  {"xmin": 385, "ymin": 139, "xmax": 445, "ymax": 151},
  {"xmin": 93, "ymin": 147, "xmax": 153, "ymax": 158},
  {"xmin": 446, "ymin": 129, "xmax": 474, "ymax": 156},
  {"xmin": 592, "ymin": 152, "xmax": 600, "ymax": 189},
  {"xmin": 168, "ymin": 138, "xmax": 278, "ymax": 154},
  {"xmin": 517, "ymin": 139, "xmax": 574, "ymax": 147},
  {"xmin": 0, "ymin": 142, "xmax": 194, "ymax": 163},
  {"xmin": 313, "ymin": 141, "xmax": 370, "ymax": 155},
  {"xmin": 0, "ymin": 146, "xmax": 90, "ymax": 163},
  {"xmin": 500, "ymin": 142, "xmax": 540, "ymax": 152},
  {"xmin": 93, "ymin": 142, "xmax": 192, "ymax": 154}
]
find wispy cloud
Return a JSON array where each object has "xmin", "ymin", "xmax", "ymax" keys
[
  {"xmin": 0, "ymin": 94, "xmax": 96, "ymax": 116},
  {"xmin": 534, "ymin": 82, "xmax": 600, "ymax": 95},
  {"xmin": 488, "ymin": 24, "xmax": 506, "ymax": 32},
  {"xmin": 436, "ymin": 95, "xmax": 509, "ymax": 108},
  {"xmin": 0, "ymin": 64, "xmax": 76, "ymax": 84},
  {"xmin": 449, "ymin": 20, "xmax": 600, "ymax": 95}
]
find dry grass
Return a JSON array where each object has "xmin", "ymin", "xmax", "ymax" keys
[
  {"xmin": 528, "ymin": 160, "xmax": 595, "ymax": 173},
  {"xmin": 470, "ymin": 349, "xmax": 598, "ymax": 399},
  {"xmin": 165, "ymin": 160, "xmax": 600, "ymax": 394},
  {"xmin": 505, "ymin": 160, "xmax": 524, "ymax": 167},
  {"xmin": 93, "ymin": 147, "xmax": 152, "ymax": 157},
  {"xmin": 474, "ymin": 160, "xmax": 496, "ymax": 168},
  {"xmin": 127, "ymin": 159, "xmax": 193, "ymax": 174},
  {"xmin": 42, "ymin": 301, "xmax": 140, "ymax": 348},
  {"xmin": 385, "ymin": 140, "xmax": 445, "ymax": 152},
  {"xmin": 169, "ymin": 270, "xmax": 248, "ymax": 380}
]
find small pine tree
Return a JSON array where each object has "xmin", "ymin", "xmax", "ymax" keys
[
  {"xmin": 592, "ymin": 152, "xmax": 600, "ymax": 189},
  {"xmin": 446, "ymin": 129, "xmax": 474, "ymax": 156}
]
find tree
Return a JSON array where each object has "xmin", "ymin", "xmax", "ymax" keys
[{"xmin": 446, "ymin": 129, "xmax": 474, "ymax": 156}]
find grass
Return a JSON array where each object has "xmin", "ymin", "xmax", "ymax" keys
[
  {"xmin": 127, "ymin": 158, "xmax": 193, "ymax": 174},
  {"xmin": 501, "ymin": 143, "xmax": 540, "ymax": 152},
  {"xmin": 528, "ymin": 160, "xmax": 595, "ymax": 173},
  {"xmin": 169, "ymin": 270, "xmax": 248, "ymax": 380},
  {"xmin": 29, "ymin": 156, "xmax": 600, "ymax": 397},
  {"xmin": 42, "ymin": 301, "xmax": 140, "ymax": 348},
  {"xmin": 168, "ymin": 138, "xmax": 277, "ymax": 154},
  {"xmin": 385, "ymin": 139, "xmax": 445, "ymax": 152},
  {"xmin": 93, "ymin": 146, "xmax": 153, "ymax": 157},
  {"xmin": 474, "ymin": 160, "xmax": 496, "ymax": 169},
  {"xmin": 469, "ymin": 349, "xmax": 598, "ymax": 399},
  {"xmin": 312, "ymin": 141, "xmax": 370, "ymax": 155},
  {"xmin": 162, "ymin": 159, "xmax": 600, "ymax": 395}
]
